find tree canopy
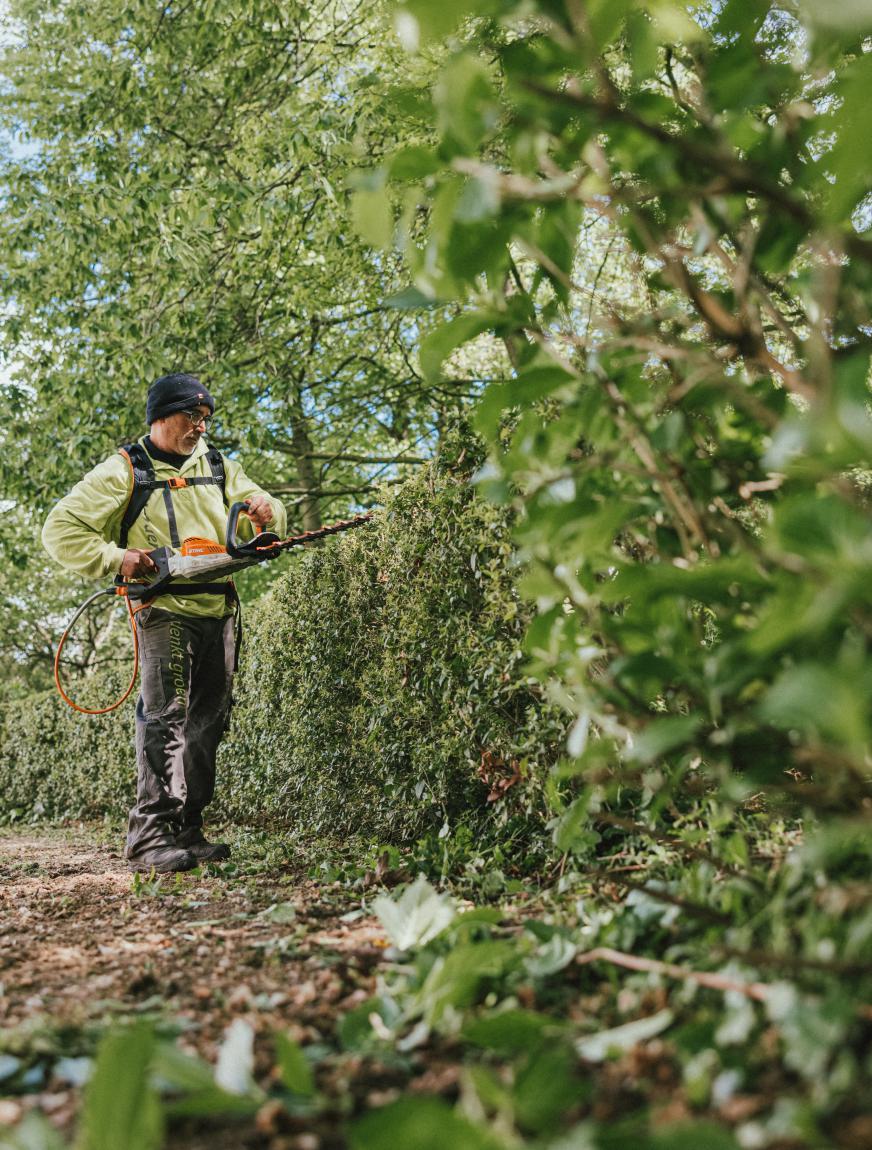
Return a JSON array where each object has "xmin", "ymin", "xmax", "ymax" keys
[
  {"xmin": 0, "ymin": 0, "xmax": 479, "ymax": 689},
  {"xmin": 0, "ymin": 0, "xmax": 470, "ymax": 527}
]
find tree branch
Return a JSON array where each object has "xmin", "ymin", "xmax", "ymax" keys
[{"xmin": 576, "ymin": 946, "xmax": 773, "ymax": 1001}]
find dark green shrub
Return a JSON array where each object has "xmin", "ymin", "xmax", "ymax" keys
[
  {"xmin": 219, "ymin": 447, "xmax": 565, "ymax": 838},
  {"xmin": 0, "ymin": 686, "xmax": 132, "ymax": 823}
]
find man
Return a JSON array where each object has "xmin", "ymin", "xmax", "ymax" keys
[{"xmin": 43, "ymin": 373, "xmax": 287, "ymax": 873}]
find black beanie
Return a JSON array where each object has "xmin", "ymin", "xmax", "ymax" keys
[{"xmin": 146, "ymin": 373, "xmax": 216, "ymax": 425}]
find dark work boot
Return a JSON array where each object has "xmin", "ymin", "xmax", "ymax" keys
[
  {"xmin": 127, "ymin": 845, "xmax": 198, "ymax": 873},
  {"xmin": 175, "ymin": 827, "xmax": 232, "ymax": 862}
]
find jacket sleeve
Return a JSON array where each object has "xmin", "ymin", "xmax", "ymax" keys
[
  {"xmin": 41, "ymin": 455, "xmax": 131, "ymax": 580},
  {"xmin": 222, "ymin": 457, "xmax": 288, "ymax": 540}
]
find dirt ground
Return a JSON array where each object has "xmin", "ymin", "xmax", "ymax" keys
[{"xmin": 0, "ymin": 825, "xmax": 415, "ymax": 1148}]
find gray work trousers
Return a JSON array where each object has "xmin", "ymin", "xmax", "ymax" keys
[{"xmin": 126, "ymin": 606, "xmax": 235, "ymax": 858}]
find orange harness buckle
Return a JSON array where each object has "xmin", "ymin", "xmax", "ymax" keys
[{"xmin": 167, "ymin": 476, "xmax": 188, "ymax": 489}]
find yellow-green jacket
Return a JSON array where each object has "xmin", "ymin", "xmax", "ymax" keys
[{"xmin": 42, "ymin": 437, "xmax": 288, "ymax": 618}]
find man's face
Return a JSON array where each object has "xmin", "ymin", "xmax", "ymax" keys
[{"xmin": 157, "ymin": 405, "xmax": 212, "ymax": 455}]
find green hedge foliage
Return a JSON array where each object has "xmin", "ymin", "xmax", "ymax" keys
[
  {"xmin": 220, "ymin": 452, "xmax": 566, "ymax": 838},
  {"xmin": 0, "ymin": 688, "xmax": 132, "ymax": 824},
  {"xmin": 0, "ymin": 452, "xmax": 566, "ymax": 839}
]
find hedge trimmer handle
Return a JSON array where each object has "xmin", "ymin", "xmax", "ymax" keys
[{"xmin": 225, "ymin": 501, "xmax": 281, "ymax": 559}]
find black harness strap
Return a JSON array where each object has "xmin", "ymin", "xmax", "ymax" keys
[
  {"xmin": 127, "ymin": 581, "xmax": 231, "ymax": 599},
  {"xmin": 205, "ymin": 446, "xmax": 226, "ymax": 495},
  {"xmin": 119, "ymin": 443, "xmax": 157, "ymax": 549},
  {"xmin": 161, "ymin": 486, "xmax": 181, "ymax": 548}
]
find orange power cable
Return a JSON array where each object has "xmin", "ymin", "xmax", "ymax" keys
[{"xmin": 53, "ymin": 589, "xmax": 140, "ymax": 715}]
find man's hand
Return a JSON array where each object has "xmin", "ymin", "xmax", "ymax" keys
[
  {"xmin": 120, "ymin": 548, "xmax": 158, "ymax": 579},
  {"xmin": 246, "ymin": 495, "xmax": 274, "ymax": 530}
]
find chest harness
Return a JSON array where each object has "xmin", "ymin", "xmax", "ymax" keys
[{"xmin": 118, "ymin": 441, "xmax": 235, "ymax": 601}]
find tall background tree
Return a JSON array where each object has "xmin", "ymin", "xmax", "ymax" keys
[{"xmin": 0, "ymin": 0, "xmax": 488, "ymax": 688}]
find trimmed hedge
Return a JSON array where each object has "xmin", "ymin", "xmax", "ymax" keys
[
  {"xmin": 0, "ymin": 449, "xmax": 566, "ymax": 840},
  {"xmin": 0, "ymin": 689, "xmax": 132, "ymax": 824}
]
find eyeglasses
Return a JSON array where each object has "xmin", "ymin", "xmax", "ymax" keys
[{"xmin": 179, "ymin": 409, "xmax": 214, "ymax": 430}]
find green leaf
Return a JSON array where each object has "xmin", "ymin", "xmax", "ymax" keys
[
  {"xmin": 626, "ymin": 715, "xmax": 703, "ymax": 764},
  {"xmin": 455, "ymin": 907, "xmax": 505, "ymax": 928},
  {"xmin": 755, "ymin": 213, "xmax": 806, "ymax": 274},
  {"xmin": 274, "ymin": 1032, "xmax": 314, "ymax": 1096},
  {"xmin": 475, "ymin": 363, "xmax": 577, "ymax": 431},
  {"xmin": 797, "ymin": 0, "xmax": 872, "ymax": 32},
  {"xmin": 351, "ymin": 187, "xmax": 393, "ymax": 249},
  {"xmin": 600, "ymin": 557, "xmax": 767, "ymax": 605},
  {"xmin": 824, "ymin": 53, "xmax": 872, "ymax": 221},
  {"xmin": 151, "ymin": 1043, "xmax": 215, "ymax": 1093},
  {"xmin": 586, "ymin": 0, "xmax": 635, "ymax": 53},
  {"xmin": 532, "ymin": 201, "xmax": 584, "ymax": 300},
  {"xmin": 350, "ymin": 1096, "xmax": 506, "ymax": 1150},
  {"xmin": 372, "ymin": 874, "xmax": 456, "ymax": 950},
  {"xmin": 75, "ymin": 1023, "xmax": 162, "ymax": 1150},
  {"xmin": 389, "ymin": 146, "xmax": 442, "ymax": 181},
  {"xmin": 338, "ymin": 999, "xmax": 401, "ymax": 1052},
  {"xmin": 454, "ymin": 176, "xmax": 501, "ymax": 223},
  {"xmin": 262, "ymin": 901, "xmax": 297, "ymax": 924},
  {"xmin": 553, "ymin": 795, "xmax": 600, "ymax": 856},
  {"xmin": 765, "ymin": 984, "xmax": 852, "ymax": 1082},
  {"xmin": 514, "ymin": 1044, "xmax": 581, "ymax": 1135},
  {"xmin": 465, "ymin": 1063, "xmax": 513, "ymax": 1113},
  {"xmin": 155, "ymin": 1033, "xmax": 260, "ymax": 1119},
  {"xmin": 164, "ymin": 1088, "xmax": 262, "ymax": 1119},
  {"xmin": 576, "ymin": 1009, "xmax": 675, "ymax": 1062},
  {"xmin": 419, "ymin": 312, "xmax": 498, "ymax": 381},
  {"xmin": 649, "ymin": 1123, "xmax": 740, "ymax": 1150},
  {"xmin": 434, "ymin": 54, "xmax": 499, "ymax": 156},
  {"xmin": 462, "ymin": 1010, "xmax": 559, "ymax": 1053},
  {"xmin": 396, "ymin": 0, "xmax": 502, "ymax": 46},
  {"xmin": 339, "ymin": 1003, "xmax": 381, "ymax": 1052},
  {"xmin": 383, "ymin": 286, "xmax": 443, "ymax": 309},
  {"xmin": 760, "ymin": 663, "xmax": 870, "ymax": 752},
  {"xmin": 414, "ymin": 941, "xmax": 519, "ymax": 1026},
  {"xmin": 525, "ymin": 933, "xmax": 577, "ymax": 977}
]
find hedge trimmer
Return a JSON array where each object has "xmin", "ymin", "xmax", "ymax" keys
[{"xmin": 54, "ymin": 502, "xmax": 373, "ymax": 714}]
